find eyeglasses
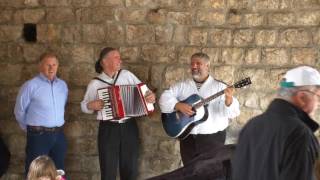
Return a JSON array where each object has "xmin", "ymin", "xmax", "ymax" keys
[{"xmin": 299, "ymin": 90, "xmax": 320, "ymax": 99}]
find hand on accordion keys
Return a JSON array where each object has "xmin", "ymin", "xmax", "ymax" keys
[
  {"xmin": 87, "ymin": 99, "xmax": 105, "ymax": 111},
  {"xmin": 144, "ymin": 90, "xmax": 156, "ymax": 104}
]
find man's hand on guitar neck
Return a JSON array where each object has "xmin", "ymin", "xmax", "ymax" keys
[
  {"xmin": 174, "ymin": 102, "xmax": 195, "ymax": 116},
  {"xmin": 224, "ymin": 87, "xmax": 234, "ymax": 106}
]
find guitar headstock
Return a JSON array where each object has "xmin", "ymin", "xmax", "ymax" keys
[{"xmin": 234, "ymin": 77, "xmax": 252, "ymax": 88}]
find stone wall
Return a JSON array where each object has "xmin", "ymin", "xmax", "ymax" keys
[{"xmin": 1, "ymin": 0, "xmax": 320, "ymax": 179}]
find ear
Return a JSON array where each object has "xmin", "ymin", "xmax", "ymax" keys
[{"xmin": 292, "ymin": 91, "xmax": 307, "ymax": 109}]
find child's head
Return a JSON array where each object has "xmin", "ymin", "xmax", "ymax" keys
[{"xmin": 27, "ymin": 155, "xmax": 58, "ymax": 180}]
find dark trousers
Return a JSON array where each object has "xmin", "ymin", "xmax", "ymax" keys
[
  {"xmin": 180, "ymin": 130, "xmax": 226, "ymax": 165},
  {"xmin": 98, "ymin": 119, "xmax": 139, "ymax": 180},
  {"xmin": 25, "ymin": 129, "xmax": 67, "ymax": 175}
]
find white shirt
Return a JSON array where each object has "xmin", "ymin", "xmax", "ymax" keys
[
  {"xmin": 81, "ymin": 70, "xmax": 141, "ymax": 121},
  {"xmin": 159, "ymin": 76, "xmax": 240, "ymax": 134}
]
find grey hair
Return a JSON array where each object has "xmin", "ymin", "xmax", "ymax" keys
[
  {"xmin": 191, "ymin": 52, "xmax": 210, "ymax": 63},
  {"xmin": 277, "ymin": 85, "xmax": 319, "ymax": 101}
]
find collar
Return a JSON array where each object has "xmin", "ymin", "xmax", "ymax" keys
[
  {"xmin": 38, "ymin": 73, "xmax": 58, "ymax": 83},
  {"xmin": 269, "ymin": 99, "xmax": 319, "ymax": 132}
]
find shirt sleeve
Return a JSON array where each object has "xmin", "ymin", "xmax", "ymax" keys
[
  {"xmin": 14, "ymin": 82, "xmax": 32, "ymax": 130},
  {"xmin": 159, "ymin": 83, "xmax": 181, "ymax": 113},
  {"xmin": 219, "ymin": 95, "xmax": 240, "ymax": 119},
  {"xmin": 81, "ymin": 81, "xmax": 97, "ymax": 114}
]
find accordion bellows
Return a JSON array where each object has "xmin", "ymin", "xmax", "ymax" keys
[{"xmin": 97, "ymin": 83, "xmax": 154, "ymax": 120}]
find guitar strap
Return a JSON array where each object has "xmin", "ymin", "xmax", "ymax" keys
[{"xmin": 93, "ymin": 69, "xmax": 122, "ymax": 85}]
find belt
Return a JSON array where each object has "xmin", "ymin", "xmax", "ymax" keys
[
  {"xmin": 27, "ymin": 125, "xmax": 63, "ymax": 132},
  {"xmin": 99, "ymin": 119, "xmax": 129, "ymax": 124}
]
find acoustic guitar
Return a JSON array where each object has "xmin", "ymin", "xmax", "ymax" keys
[{"xmin": 161, "ymin": 77, "xmax": 251, "ymax": 139}]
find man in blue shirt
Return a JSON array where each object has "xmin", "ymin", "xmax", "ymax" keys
[{"xmin": 14, "ymin": 52, "xmax": 68, "ymax": 176}]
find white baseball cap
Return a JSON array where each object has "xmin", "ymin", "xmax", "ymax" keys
[{"xmin": 280, "ymin": 66, "xmax": 320, "ymax": 87}]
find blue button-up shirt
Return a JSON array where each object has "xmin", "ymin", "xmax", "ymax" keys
[{"xmin": 14, "ymin": 73, "xmax": 68, "ymax": 130}]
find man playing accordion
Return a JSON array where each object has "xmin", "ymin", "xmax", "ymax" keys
[{"xmin": 81, "ymin": 47, "xmax": 156, "ymax": 180}]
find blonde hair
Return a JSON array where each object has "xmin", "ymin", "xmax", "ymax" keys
[{"xmin": 27, "ymin": 155, "xmax": 58, "ymax": 180}]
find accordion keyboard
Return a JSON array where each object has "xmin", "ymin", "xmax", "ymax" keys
[{"xmin": 98, "ymin": 90, "xmax": 114, "ymax": 120}]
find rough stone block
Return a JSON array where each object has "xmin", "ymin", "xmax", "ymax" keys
[
  {"xmin": 37, "ymin": 24, "xmax": 61, "ymax": 43},
  {"xmin": 200, "ymin": 0, "xmax": 225, "ymax": 9},
  {"xmin": 46, "ymin": 8, "xmax": 74, "ymax": 23},
  {"xmin": 82, "ymin": 24, "xmax": 106, "ymax": 43},
  {"xmin": 172, "ymin": 25, "xmax": 188, "ymax": 44},
  {"xmin": 211, "ymin": 65, "xmax": 235, "ymax": 83},
  {"xmin": 209, "ymin": 29, "xmax": 232, "ymax": 46},
  {"xmin": 253, "ymin": 0, "xmax": 279, "ymax": 10},
  {"xmin": 100, "ymin": 0, "xmax": 123, "ymax": 6},
  {"xmin": 291, "ymin": 48, "xmax": 317, "ymax": 65},
  {"xmin": 0, "ymin": 64, "xmax": 22, "ymax": 85},
  {"xmin": 146, "ymin": 8, "xmax": 167, "ymax": 24},
  {"xmin": 125, "ymin": 0, "xmax": 156, "ymax": 7},
  {"xmin": 221, "ymin": 48, "xmax": 244, "ymax": 64},
  {"xmin": 228, "ymin": 0, "xmax": 249, "ymax": 9},
  {"xmin": 115, "ymin": 9, "xmax": 147, "ymax": 23},
  {"xmin": 120, "ymin": 46, "xmax": 140, "ymax": 63},
  {"xmin": 233, "ymin": 29, "xmax": 254, "ymax": 46},
  {"xmin": 126, "ymin": 25, "xmax": 155, "ymax": 44},
  {"xmin": 70, "ymin": 63, "xmax": 96, "ymax": 86},
  {"xmin": 22, "ymin": 44, "xmax": 47, "ymax": 63},
  {"xmin": 281, "ymin": 0, "xmax": 320, "ymax": 9},
  {"xmin": 0, "ymin": 10, "xmax": 13, "ymax": 23},
  {"xmin": 71, "ymin": 0, "xmax": 91, "ymax": 7},
  {"xmin": 24, "ymin": 0, "xmax": 40, "ymax": 7},
  {"xmin": 141, "ymin": 45, "xmax": 176, "ymax": 63},
  {"xmin": 245, "ymin": 48, "xmax": 261, "ymax": 65},
  {"xmin": 125, "ymin": 64, "xmax": 149, "ymax": 83},
  {"xmin": 163, "ymin": 65, "xmax": 189, "ymax": 89},
  {"xmin": 263, "ymin": 48, "xmax": 289, "ymax": 65},
  {"xmin": 150, "ymin": 64, "xmax": 166, "ymax": 90},
  {"xmin": 243, "ymin": 13, "xmax": 264, "ymax": 27},
  {"xmin": 155, "ymin": 25, "xmax": 174, "ymax": 43},
  {"xmin": 76, "ymin": 7, "xmax": 114, "ymax": 23},
  {"xmin": 178, "ymin": 47, "xmax": 201, "ymax": 64},
  {"xmin": 296, "ymin": 11, "xmax": 320, "ymax": 26},
  {"xmin": 269, "ymin": 68, "xmax": 289, "ymax": 90},
  {"xmin": 202, "ymin": 48, "xmax": 220, "ymax": 64},
  {"xmin": 71, "ymin": 45, "xmax": 94, "ymax": 63},
  {"xmin": 0, "ymin": 25, "xmax": 22, "ymax": 42},
  {"xmin": 61, "ymin": 25, "xmax": 81, "ymax": 43},
  {"xmin": 280, "ymin": 29, "xmax": 310, "ymax": 47},
  {"xmin": 41, "ymin": 0, "xmax": 70, "ymax": 6},
  {"xmin": 7, "ymin": 44, "xmax": 23, "ymax": 64},
  {"xmin": 167, "ymin": 12, "xmax": 193, "ymax": 25},
  {"xmin": 235, "ymin": 68, "xmax": 268, "ymax": 90},
  {"xmin": 255, "ymin": 30, "xmax": 277, "ymax": 46},
  {"xmin": 13, "ymin": 9, "xmax": 45, "ymax": 23},
  {"xmin": 197, "ymin": 11, "xmax": 225, "ymax": 25},
  {"xmin": 268, "ymin": 13, "xmax": 296, "ymax": 26},
  {"xmin": 106, "ymin": 24, "xmax": 125, "ymax": 44},
  {"xmin": 189, "ymin": 28, "xmax": 208, "ymax": 46}
]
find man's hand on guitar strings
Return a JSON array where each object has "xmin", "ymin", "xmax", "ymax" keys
[
  {"xmin": 174, "ymin": 102, "xmax": 195, "ymax": 116},
  {"xmin": 224, "ymin": 87, "xmax": 234, "ymax": 106}
]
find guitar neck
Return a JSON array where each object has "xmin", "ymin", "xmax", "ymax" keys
[{"xmin": 193, "ymin": 85, "xmax": 234, "ymax": 108}]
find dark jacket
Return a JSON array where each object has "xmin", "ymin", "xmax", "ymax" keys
[
  {"xmin": 0, "ymin": 137, "xmax": 10, "ymax": 177},
  {"xmin": 232, "ymin": 99, "xmax": 319, "ymax": 180}
]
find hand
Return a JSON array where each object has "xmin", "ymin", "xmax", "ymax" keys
[
  {"xmin": 87, "ymin": 99, "xmax": 105, "ymax": 111},
  {"xmin": 224, "ymin": 87, "xmax": 234, "ymax": 106},
  {"xmin": 145, "ymin": 91, "xmax": 156, "ymax": 103},
  {"xmin": 174, "ymin": 102, "xmax": 195, "ymax": 116}
]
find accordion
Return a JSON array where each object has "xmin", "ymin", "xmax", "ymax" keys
[{"xmin": 97, "ymin": 83, "xmax": 154, "ymax": 120}]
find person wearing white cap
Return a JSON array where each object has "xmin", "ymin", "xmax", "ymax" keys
[{"xmin": 232, "ymin": 66, "xmax": 320, "ymax": 180}]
